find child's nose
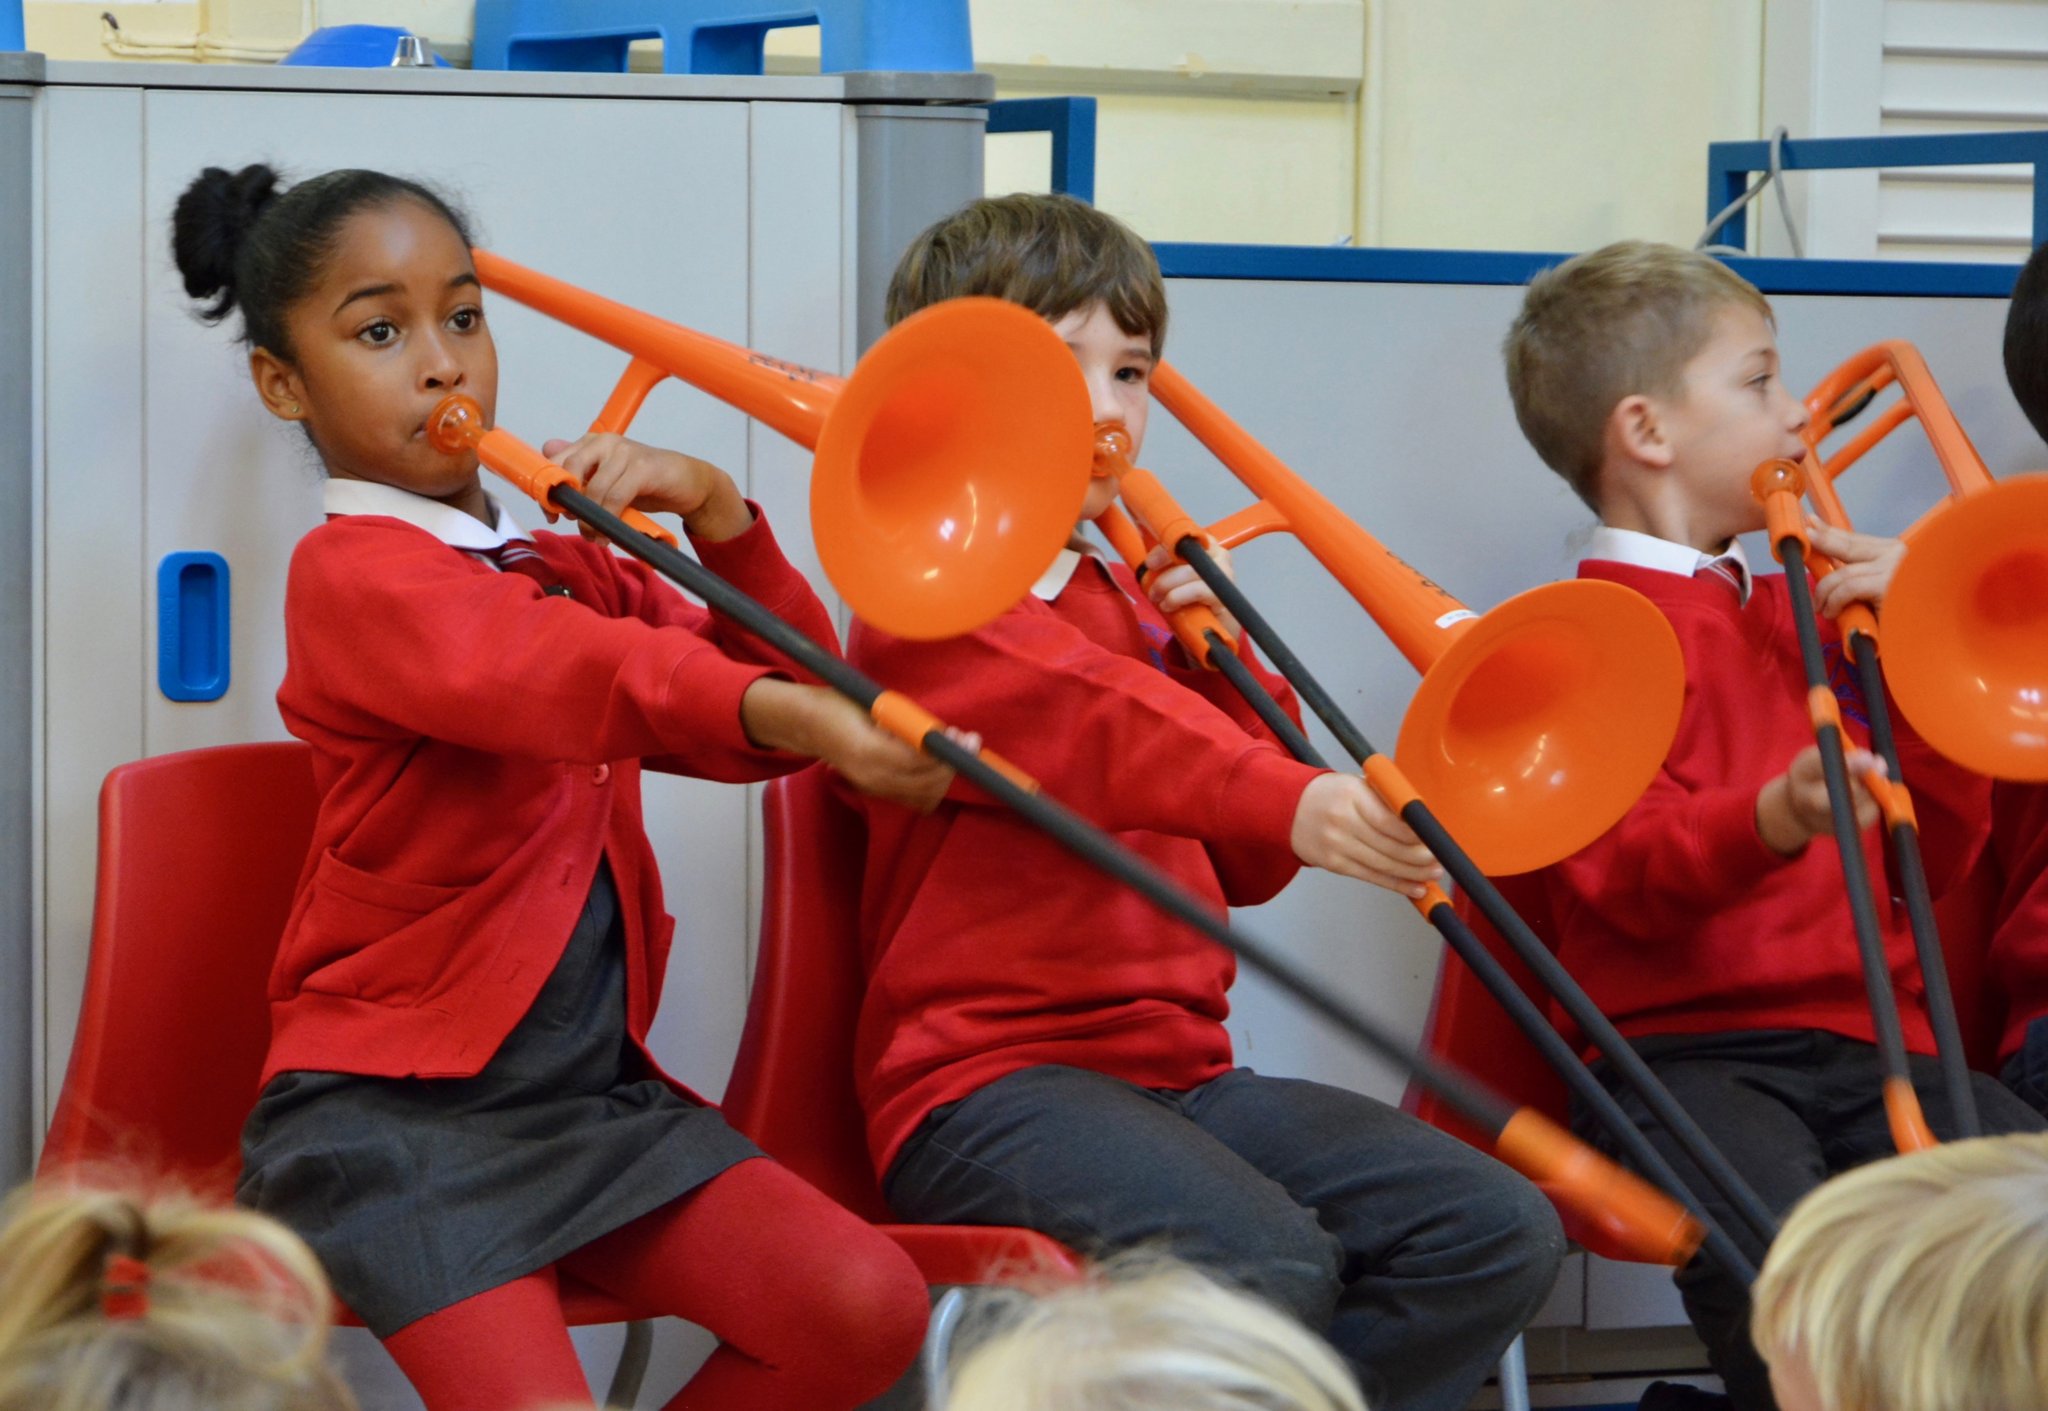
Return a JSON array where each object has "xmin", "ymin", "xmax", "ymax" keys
[
  {"xmin": 418, "ymin": 333, "xmax": 465, "ymax": 390},
  {"xmin": 1088, "ymin": 377, "xmax": 1124, "ymax": 428},
  {"xmin": 1783, "ymin": 389, "xmax": 1810, "ymax": 434}
]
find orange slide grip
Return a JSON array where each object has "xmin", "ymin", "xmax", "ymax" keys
[
  {"xmin": 1093, "ymin": 505, "xmax": 1240, "ymax": 666},
  {"xmin": 426, "ymin": 396, "xmax": 680, "ymax": 548},
  {"xmin": 1806, "ymin": 687, "xmax": 1913, "ymax": 827},
  {"xmin": 1410, "ymin": 880, "xmax": 1453, "ymax": 922},
  {"xmin": 1807, "ymin": 684, "xmax": 1844, "ymax": 736},
  {"xmin": 1836, "ymin": 601, "xmax": 1880, "ymax": 646},
  {"xmin": 1496, "ymin": 1109, "xmax": 1705, "ymax": 1267},
  {"xmin": 1752, "ymin": 460, "xmax": 1811, "ymax": 551},
  {"xmin": 1361, "ymin": 753, "xmax": 1422, "ymax": 815},
  {"xmin": 1118, "ymin": 467, "xmax": 1208, "ymax": 560},
  {"xmin": 869, "ymin": 691, "xmax": 1039, "ymax": 796},
  {"xmin": 1883, "ymin": 1075, "xmax": 1938, "ymax": 1152}
]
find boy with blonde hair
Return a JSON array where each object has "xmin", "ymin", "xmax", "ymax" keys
[
  {"xmin": 943, "ymin": 1256, "xmax": 1369, "ymax": 1411},
  {"xmin": 1751, "ymin": 1132, "xmax": 2048, "ymax": 1411},
  {"xmin": 1495, "ymin": 239, "xmax": 2041, "ymax": 1411},
  {"xmin": 844, "ymin": 193, "xmax": 1566, "ymax": 1411}
]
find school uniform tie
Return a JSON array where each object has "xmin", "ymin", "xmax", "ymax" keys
[
  {"xmin": 475, "ymin": 541, "xmax": 572, "ymax": 598},
  {"xmin": 1694, "ymin": 556, "xmax": 1746, "ymax": 605}
]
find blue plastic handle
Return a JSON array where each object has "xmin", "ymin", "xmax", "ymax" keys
[{"xmin": 157, "ymin": 552, "xmax": 231, "ymax": 703}]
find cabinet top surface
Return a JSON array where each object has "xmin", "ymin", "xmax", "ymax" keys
[{"xmin": 5, "ymin": 57, "xmax": 991, "ymax": 104}]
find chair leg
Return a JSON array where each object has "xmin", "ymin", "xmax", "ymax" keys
[
  {"xmin": 1497, "ymin": 1332, "xmax": 1531, "ymax": 1411},
  {"xmin": 920, "ymin": 1287, "xmax": 971, "ymax": 1406},
  {"xmin": 604, "ymin": 1319, "xmax": 653, "ymax": 1410}
]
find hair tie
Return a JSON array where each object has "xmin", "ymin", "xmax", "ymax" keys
[{"xmin": 101, "ymin": 1253, "xmax": 151, "ymax": 1320}]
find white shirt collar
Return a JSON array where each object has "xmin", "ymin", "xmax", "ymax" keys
[
  {"xmin": 1579, "ymin": 525, "xmax": 1752, "ymax": 604},
  {"xmin": 322, "ymin": 478, "xmax": 532, "ymax": 551},
  {"xmin": 1029, "ymin": 548, "xmax": 1084, "ymax": 601}
]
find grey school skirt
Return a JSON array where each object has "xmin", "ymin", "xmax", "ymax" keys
[{"xmin": 236, "ymin": 858, "xmax": 762, "ymax": 1338}]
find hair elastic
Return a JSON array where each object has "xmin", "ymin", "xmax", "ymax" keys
[{"xmin": 101, "ymin": 1253, "xmax": 151, "ymax": 1320}]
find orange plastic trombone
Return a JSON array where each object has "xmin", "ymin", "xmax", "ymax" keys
[
  {"xmin": 430, "ymin": 393, "xmax": 1702, "ymax": 1274},
  {"xmin": 471, "ymin": 250, "xmax": 1095, "ymax": 642},
  {"xmin": 1756, "ymin": 459, "xmax": 1938, "ymax": 1155},
  {"xmin": 1801, "ymin": 340, "xmax": 2048, "ymax": 781},
  {"xmin": 1137, "ymin": 363, "xmax": 1685, "ymax": 877},
  {"xmin": 1102, "ymin": 443, "xmax": 1778, "ymax": 1264}
]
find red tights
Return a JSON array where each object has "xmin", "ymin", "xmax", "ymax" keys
[{"xmin": 380, "ymin": 1158, "xmax": 928, "ymax": 1411}]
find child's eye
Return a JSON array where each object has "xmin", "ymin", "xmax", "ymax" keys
[
  {"xmin": 1117, "ymin": 365, "xmax": 1149, "ymax": 385},
  {"xmin": 357, "ymin": 319, "xmax": 399, "ymax": 347},
  {"xmin": 448, "ymin": 306, "xmax": 483, "ymax": 333}
]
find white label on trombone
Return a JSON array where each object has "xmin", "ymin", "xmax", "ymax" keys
[{"xmin": 1435, "ymin": 609, "xmax": 1479, "ymax": 629}]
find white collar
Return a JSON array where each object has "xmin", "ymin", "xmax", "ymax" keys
[
  {"xmin": 1580, "ymin": 525, "xmax": 1752, "ymax": 604},
  {"xmin": 322, "ymin": 479, "xmax": 532, "ymax": 551},
  {"xmin": 1029, "ymin": 548, "xmax": 1084, "ymax": 601}
]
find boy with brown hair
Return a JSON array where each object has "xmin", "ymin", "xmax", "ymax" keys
[
  {"xmin": 1497, "ymin": 239, "xmax": 2041, "ymax": 1411},
  {"xmin": 843, "ymin": 192, "xmax": 1567, "ymax": 1411}
]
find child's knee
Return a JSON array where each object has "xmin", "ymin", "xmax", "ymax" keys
[
  {"xmin": 1442, "ymin": 1168, "xmax": 1567, "ymax": 1313},
  {"xmin": 1220, "ymin": 1208, "xmax": 1347, "ymax": 1330},
  {"xmin": 797, "ymin": 1232, "xmax": 930, "ymax": 1380}
]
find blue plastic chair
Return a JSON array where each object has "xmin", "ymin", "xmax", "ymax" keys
[{"xmin": 470, "ymin": 0, "xmax": 969, "ymax": 75}]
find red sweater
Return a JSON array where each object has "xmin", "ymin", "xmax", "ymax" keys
[
  {"xmin": 266, "ymin": 509, "xmax": 834, "ymax": 1086},
  {"xmin": 1987, "ymin": 782, "xmax": 2048, "ymax": 1062},
  {"xmin": 845, "ymin": 553, "xmax": 1324, "ymax": 1174},
  {"xmin": 1465, "ymin": 561, "xmax": 1986, "ymax": 1054}
]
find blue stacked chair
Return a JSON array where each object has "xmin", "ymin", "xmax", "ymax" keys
[{"xmin": 471, "ymin": 0, "xmax": 969, "ymax": 75}]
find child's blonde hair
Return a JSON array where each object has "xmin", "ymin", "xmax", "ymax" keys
[
  {"xmin": 1503, "ymin": 239, "xmax": 1773, "ymax": 510},
  {"xmin": 0, "ymin": 1184, "xmax": 354, "ymax": 1411},
  {"xmin": 1750, "ymin": 1132, "xmax": 2048, "ymax": 1411},
  {"xmin": 885, "ymin": 193, "xmax": 1168, "ymax": 358},
  {"xmin": 940, "ymin": 1256, "xmax": 1367, "ymax": 1411}
]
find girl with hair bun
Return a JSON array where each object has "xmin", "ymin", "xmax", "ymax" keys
[
  {"xmin": 166, "ymin": 163, "xmax": 938, "ymax": 1411},
  {"xmin": 0, "ymin": 1185, "xmax": 354, "ymax": 1411}
]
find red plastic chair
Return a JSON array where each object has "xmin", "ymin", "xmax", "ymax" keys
[
  {"xmin": 1409, "ymin": 865, "xmax": 2006, "ymax": 1239},
  {"xmin": 1404, "ymin": 877, "xmax": 1678, "ymax": 1267},
  {"xmin": 39, "ymin": 742, "xmax": 657, "ymax": 1404},
  {"xmin": 724, "ymin": 764, "xmax": 1083, "ymax": 1285}
]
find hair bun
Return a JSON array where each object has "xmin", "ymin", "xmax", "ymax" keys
[{"xmin": 171, "ymin": 163, "xmax": 283, "ymax": 323}]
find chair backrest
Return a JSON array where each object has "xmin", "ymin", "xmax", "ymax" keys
[
  {"xmin": 40, "ymin": 742, "xmax": 318, "ymax": 1195},
  {"xmin": 1405, "ymin": 895, "xmax": 1568, "ymax": 1150},
  {"xmin": 1932, "ymin": 857, "xmax": 2003, "ymax": 1072},
  {"xmin": 723, "ymin": 765, "xmax": 892, "ymax": 1222}
]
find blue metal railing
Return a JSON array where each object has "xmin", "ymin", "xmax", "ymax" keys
[
  {"xmin": 982, "ymin": 104, "xmax": 2035, "ymax": 298},
  {"xmin": 986, "ymin": 96, "xmax": 1097, "ymax": 204},
  {"xmin": 1707, "ymin": 130, "xmax": 2048, "ymax": 258}
]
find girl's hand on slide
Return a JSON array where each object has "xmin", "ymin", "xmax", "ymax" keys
[
  {"xmin": 542, "ymin": 434, "xmax": 754, "ymax": 543},
  {"xmin": 741, "ymin": 680, "xmax": 962, "ymax": 813}
]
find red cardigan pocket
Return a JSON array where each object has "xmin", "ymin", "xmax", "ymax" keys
[{"xmin": 288, "ymin": 849, "xmax": 470, "ymax": 1005}]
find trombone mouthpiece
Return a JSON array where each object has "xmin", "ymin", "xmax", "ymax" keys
[
  {"xmin": 427, "ymin": 394, "xmax": 486, "ymax": 454},
  {"xmin": 1750, "ymin": 457, "xmax": 1806, "ymax": 503},
  {"xmin": 1092, "ymin": 422, "xmax": 1133, "ymax": 479}
]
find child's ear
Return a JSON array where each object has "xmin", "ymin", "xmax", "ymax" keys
[
  {"xmin": 249, "ymin": 347, "xmax": 308, "ymax": 424},
  {"xmin": 1606, "ymin": 393, "xmax": 1674, "ymax": 470}
]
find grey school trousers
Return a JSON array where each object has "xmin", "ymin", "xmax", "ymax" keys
[
  {"xmin": 885, "ymin": 1062, "xmax": 1566, "ymax": 1411},
  {"xmin": 1576, "ymin": 1029, "xmax": 2046, "ymax": 1411}
]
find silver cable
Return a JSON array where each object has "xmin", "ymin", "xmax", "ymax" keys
[{"xmin": 1698, "ymin": 125, "xmax": 1805, "ymax": 258}]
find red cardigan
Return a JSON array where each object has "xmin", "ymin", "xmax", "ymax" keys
[
  {"xmin": 845, "ymin": 552, "xmax": 1324, "ymax": 1174},
  {"xmin": 1459, "ymin": 561, "xmax": 1987, "ymax": 1055},
  {"xmin": 265, "ymin": 509, "xmax": 834, "ymax": 1086}
]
